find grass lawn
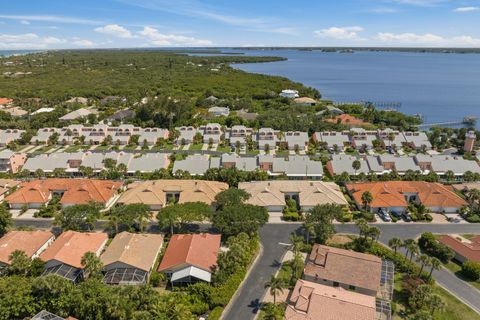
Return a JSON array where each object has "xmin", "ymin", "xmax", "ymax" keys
[
  {"xmin": 276, "ymin": 150, "xmax": 289, "ymax": 156},
  {"xmin": 63, "ymin": 145, "xmax": 83, "ymax": 153},
  {"xmin": 95, "ymin": 145, "xmax": 111, "ymax": 150},
  {"xmin": 151, "ymin": 143, "xmax": 174, "ymax": 151},
  {"xmin": 444, "ymin": 261, "xmax": 480, "ymax": 290},
  {"xmin": 216, "ymin": 146, "xmax": 231, "ymax": 153},
  {"xmin": 123, "ymin": 145, "xmax": 138, "ymax": 150},
  {"xmin": 246, "ymin": 149, "xmax": 260, "ymax": 155},
  {"xmin": 35, "ymin": 145, "xmax": 55, "ymax": 153},
  {"xmin": 189, "ymin": 143, "xmax": 203, "ymax": 151}
]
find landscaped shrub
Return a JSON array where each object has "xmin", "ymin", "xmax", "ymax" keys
[
  {"xmin": 418, "ymin": 232, "xmax": 454, "ymax": 263},
  {"xmin": 352, "ymin": 210, "xmax": 375, "ymax": 222},
  {"xmin": 461, "ymin": 261, "xmax": 480, "ymax": 281},
  {"xmin": 208, "ymin": 307, "xmax": 224, "ymax": 320}
]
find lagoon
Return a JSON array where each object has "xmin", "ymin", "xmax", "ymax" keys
[{"xmin": 232, "ymin": 49, "xmax": 480, "ymax": 128}]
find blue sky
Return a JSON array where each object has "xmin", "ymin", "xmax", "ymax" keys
[{"xmin": 1, "ymin": 0, "xmax": 480, "ymax": 49}]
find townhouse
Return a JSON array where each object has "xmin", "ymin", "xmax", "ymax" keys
[
  {"xmin": 256, "ymin": 128, "xmax": 279, "ymax": 151},
  {"xmin": 238, "ymin": 181, "xmax": 348, "ymax": 212},
  {"xmin": 0, "ymin": 129, "xmax": 25, "ymax": 147},
  {"xmin": 0, "ymin": 150, "xmax": 26, "ymax": 173},
  {"xmin": 175, "ymin": 126, "xmax": 199, "ymax": 145},
  {"xmin": 283, "ymin": 131, "xmax": 309, "ymax": 151},
  {"xmin": 226, "ymin": 125, "xmax": 253, "ymax": 148},
  {"xmin": 200, "ymin": 123, "xmax": 223, "ymax": 144},
  {"xmin": 312, "ymin": 131, "xmax": 350, "ymax": 151}
]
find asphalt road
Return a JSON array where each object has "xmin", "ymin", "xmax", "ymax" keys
[
  {"xmin": 223, "ymin": 223, "xmax": 480, "ymax": 320},
  {"xmin": 13, "ymin": 219, "xmax": 480, "ymax": 317}
]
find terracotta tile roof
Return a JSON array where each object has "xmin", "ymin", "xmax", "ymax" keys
[
  {"xmin": 118, "ymin": 180, "xmax": 228, "ymax": 207},
  {"xmin": 101, "ymin": 232, "xmax": 164, "ymax": 272},
  {"xmin": 0, "ymin": 230, "xmax": 54, "ymax": 265},
  {"xmin": 304, "ymin": 244, "xmax": 382, "ymax": 293},
  {"xmin": 285, "ymin": 279, "xmax": 376, "ymax": 320},
  {"xmin": 439, "ymin": 235, "xmax": 480, "ymax": 262},
  {"xmin": 324, "ymin": 114, "xmax": 366, "ymax": 126},
  {"xmin": 346, "ymin": 181, "xmax": 467, "ymax": 209},
  {"xmin": 40, "ymin": 231, "xmax": 108, "ymax": 269},
  {"xmin": 158, "ymin": 233, "xmax": 221, "ymax": 272},
  {"xmin": 6, "ymin": 178, "xmax": 122, "ymax": 206},
  {"xmin": 0, "ymin": 98, "xmax": 13, "ymax": 105}
]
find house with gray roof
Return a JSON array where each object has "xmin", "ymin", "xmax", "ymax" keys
[
  {"xmin": 175, "ymin": 126, "xmax": 199, "ymax": 145},
  {"xmin": 226, "ymin": 125, "xmax": 253, "ymax": 148},
  {"xmin": 208, "ymin": 106, "xmax": 230, "ymax": 117},
  {"xmin": 402, "ymin": 131, "xmax": 432, "ymax": 150},
  {"xmin": 378, "ymin": 129, "xmax": 406, "ymax": 149},
  {"xmin": 256, "ymin": 128, "xmax": 279, "ymax": 151},
  {"xmin": 378, "ymin": 155, "xmax": 421, "ymax": 174},
  {"xmin": 59, "ymin": 108, "xmax": 93, "ymax": 121},
  {"xmin": 365, "ymin": 155, "xmax": 387, "ymax": 175},
  {"xmin": 415, "ymin": 154, "xmax": 480, "ymax": 176},
  {"xmin": 220, "ymin": 153, "xmax": 258, "ymax": 171},
  {"xmin": 350, "ymin": 128, "xmax": 377, "ymax": 151},
  {"xmin": 127, "ymin": 153, "xmax": 170, "ymax": 173},
  {"xmin": 200, "ymin": 123, "xmax": 223, "ymax": 144},
  {"xmin": 272, "ymin": 155, "xmax": 323, "ymax": 180},
  {"xmin": 313, "ymin": 131, "xmax": 350, "ymax": 151},
  {"xmin": 31, "ymin": 128, "xmax": 60, "ymax": 144},
  {"xmin": 0, "ymin": 129, "xmax": 24, "ymax": 147},
  {"xmin": 326, "ymin": 155, "xmax": 369, "ymax": 176},
  {"xmin": 283, "ymin": 131, "xmax": 309, "ymax": 151},
  {"xmin": 172, "ymin": 154, "xmax": 219, "ymax": 176},
  {"xmin": 22, "ymin": 152, "xmax": 84, "ymax": 173}
]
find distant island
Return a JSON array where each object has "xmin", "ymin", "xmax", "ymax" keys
[{"xmin": 230, "ymin": 47, "xmax": 480, "ymax": 54}]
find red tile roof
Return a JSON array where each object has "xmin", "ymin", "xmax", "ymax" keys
[
  {"xmin": 324, "ymin": 114, "xmax": 366, "ymax": 126},
  {"xmin": 158, "ymin": 233, "xmax": 221, "ymax": 272},
  {"xmin": 304, "ymin": 244, "xmax": 382, "ymax": 293},
  {"xmin": 439, "ymin": 235, "xmax": 480, "ymax": 262},
  {"xmin": 285, "ymin": 279, "xmax": 376, "ymax": 320},
  {"xmin": 346, "ymin": 181, "xmax": 467, "ymax": 209},
  {"xmin": 6, "ymin": 178, "xmax": 123, "ymax": 206},
  {"xmin": 0, "ymin": 98, "xmax": 13, "ymax": 105},
  {"xmin": 0, "ymin": 230, "xmax": 54, "ymax": 265},
  {"xmin": 40, "ymin": 231, "xmax": 108, "ymax": 268}
]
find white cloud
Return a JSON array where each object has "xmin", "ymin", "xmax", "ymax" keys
[
  {"xmin": 454, "ymin": 6, "xmax": 480, "ymax": 12},
  {"xmin": 72, "ymin": 39, "xmax": 95, "ymax": 47},
  {"xmin": 95, "ymin": 24, "xmax": 134, "ymax": 38},
  {"xmin": 376, "ymin": 32, "xmax": 444, "ymax": 43},
  {"xmin": 375, "ymin": 32, "xmax": 480, "ymax": 46},
  {"xmin": 0, "ymin": 14, "xmax": 102, "ymax": 25},
  {"xmin": 0, "ymin": 32, "xmax": 68, "ymax": 49},
  {"xmin": 314, "ymin": 26, "xmax": 364, "ymax": 40},
  {"xmin": 20, "ymin": 20, "xmax": 30, "ymax": 25},
  {"xmin": 139, "ymin": 26, "xmax": 212, "ymax": 46}
]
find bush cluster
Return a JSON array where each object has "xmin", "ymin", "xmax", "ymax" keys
[{"xmin": 418, "ymin": 232, "xmax": 454, "ymax": 263}]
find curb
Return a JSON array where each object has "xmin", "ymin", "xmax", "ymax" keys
[{"xmin": 220, "ymin": 242, "xmax": 264, "ymax": 320}]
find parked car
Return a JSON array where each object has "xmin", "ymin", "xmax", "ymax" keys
[
  {"xmin": 391, "ymin": 211, "xmax": 403, "ymax": 219},
  {"xmin": 378, "ymin": 208, "xmax": 392, "ymax": 222},
  {"xmin": 402, "ymin": 212, "xmax": 412, "ymax": 222}
]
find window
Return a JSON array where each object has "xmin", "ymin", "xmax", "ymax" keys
[
  {"xmin": 333, "ymin": 282, "xmax": 339, "ymax": 287},
  {"xmin": 166, "ymin": 193, "xmax": 180, "ymax": 204}
]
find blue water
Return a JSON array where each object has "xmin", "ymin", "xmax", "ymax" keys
[
  {"xmin": 231, "ymin": 50, "xmax": 480, "ymax": 128},
  {"xmin": 0, "ymin": 50, "xmax": 39, "ymax": 57}
]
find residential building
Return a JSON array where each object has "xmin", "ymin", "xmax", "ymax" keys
[
  {"xmin": 226, "ymin": 125, "xmax": 253, "ymax": 148},
  {"xmin": 173, "ymin": 154, "xmax": 220, "ymax": 176},
  {"xmin": 59, "ymin": 108, "xmax": 93, "ymax": 121},
  {"xmin": 464, "ymin": 131, "xmax": 477, "ymax": 153},
  {"xmin": 256, "ymin": 128, "xmax": 279, "ymax": 151},
  {"xmin": 0, "ymin": 230, "xmax": 55, "ymax": 267},
  {"xmin": 6, "ymin": 178, "xmax": 123, "ymax": 209},
  {"xmin": 158, "ymin": 233, "xmax": 221, "ymax": 284},
  {"xmin": 0, "ymin": 150, "xmax": 26, "ymax": 173},
  {"xmin": 350, "ymin": 128, "xmax": 377, "ymax": 151},
  {"xmin": 378, "ymin": 128, "xmax": 406, "ymax": 149},
  {"xmin": 31, "ymin": 107, "xmax": 55, "ymax": 115},
  {"xmin": 32, "ymin": 310, "xmax": 77, "ymax": 320},
  {"xmin": 0, "ymin": 98, "xmax": 13, "ymax": 107},
  {"xmin": 326, "ymin": 155, "xmax": 370, "ymax": 176},
  {"xmin": 402, "ymin": 131, "xmax": 432, "ymax": 150},
  {"xmin": 0, "ymin": 179, "xmax": 20, "ymax": 201},
  {"xmin": 377, "ymin": 155, "xmax": 421, "ymax": 174},
  {"xmin": 272, "ymin": 155, "xmax": 324, "ymax": 180},
  {"xmin": 239, "ymin": 180, "xmax": 348, "ymax": 212},
  {"xmin": 101, "ymin": 232, "xmax": 164, "ymax": 285},
  {"xmin": 292, "ymin": 97, "xmax": 317, "ymax": 106},
  {"xmin": 279, "ymin": 89, "xmax": 299, "ymax": 98},
  {"xmin": 106, "ymin": 109, "xmax": 135, "ymax": 122},
  {"xmin": 415, "ymin": 154, "xmax": 480, "ymax": 177},
  {"xmin": 285, "ymin": 280, "xmax": 377, "ymax": 320},
  {"xmin": 236, "ymin": 109, "xmax": 258, "ymax": 121},
  {"xmin": 40, "ymin": 231, "xmax": 108, "ymax": 282},
  {"xmin": 438, "ymin": 235, "xmax": 480, "ymax": 263},
  {"xmin": 117, "ymin": 179, "xmax": 228, "ymax": 210},
  {"xmin": 283, "ymin": 131, "xmax": 309, "ymax": 151},
  {"xmin": 175, "ymin": 126, "xmax": 199, "ymax": 145},
  {"xmin": 324, "ymin": 114, "xmax": 366, "ymax": 127},
  {"xmin": 304, "ymin": 244, "xmax": 393, "ymax": 300},
  {"xmin": 208, "ymin": 106, "xmax": 230, "ymax": 117},
  {"xmin": 221, "ymin": 153, "xmax": 258, "ymax": 171},
  {"xmin": 0, "ymin": 129, "xmax": 24, "ymax": 147},
  {"xmin": 200, "ymin": 123, "xmax": 223, "ymax": 144},
  {"xmin": 313, "ymin": 131, "xmax": 350, "ymax": 151},
  {"xmin": 346, "ymin": 181, "xmax": 468, "ymax": 213}
]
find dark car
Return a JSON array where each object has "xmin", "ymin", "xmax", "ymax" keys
[
  {"xmin": 391, "ymin": 211, "xmax": 403, "ymax": 219},
  {"xmin": 402, "ymin": 212, "xmax": 412, "ymax": 222},
  {"xmin": 378, "ymin": 208, "xmax": 392, "ymax": 222}
]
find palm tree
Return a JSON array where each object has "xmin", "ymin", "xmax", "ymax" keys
[
  {"xmin": 265, "ymin": 276, "xmax": 285, "ymax": 304},
  {"xmin": 352, "ymin": 160, "xmax": 361, "ymax": 175},
  {"xmin": 8, "ymin": 250, "xmax": 31, "ymax": 275},
  {"xmin": 416, "ymin": 254, "xmax": 431, "ymax": 275},
  {"xmin": 430, "ymin": 294, "xmax": 445, "ymax": 315},
  {"xmin": 402, "ymin": 239, "xmax": 415, "ymax": 259},
  {"xmin": 304, "ymin": 221, "xmax": 315, "ymax": 244},
  {"xmin": 407, "ymin": 242, "xmax": 419, "ymax": 262},
  {"xmin": 289, "ymin": 235, "xmax": 303, "ymax": 280},
  {"xmin": 81, "ymin": 252, "xmax": 103, "ymax": 279},
  {"xmin": 388, "ymin": 237, "xmax": 403, "ymax": 255},
  {"xmin": 429, "ymin": 257, "xmax": 441, "ymax": 279},
  {"xmin": 361, "ymin": 191, "xmax": 373, "ymax": 211}
]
